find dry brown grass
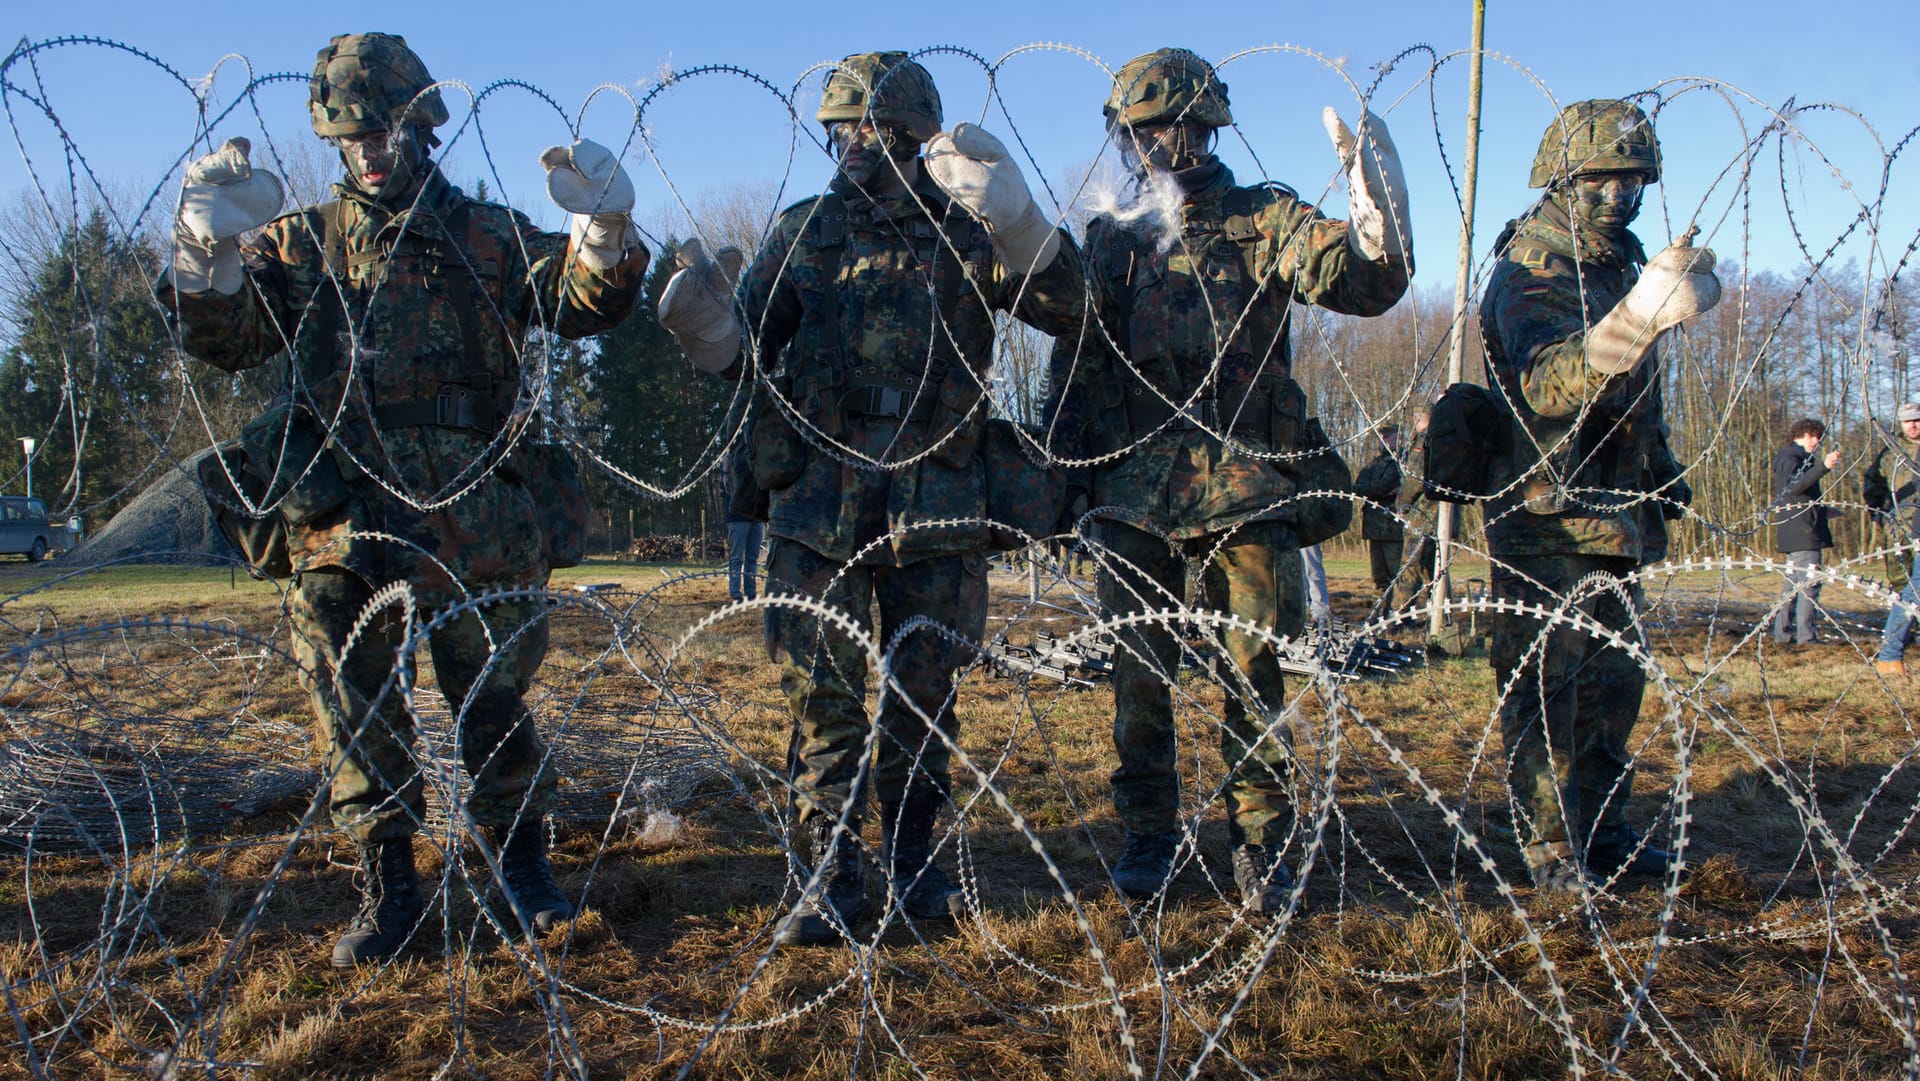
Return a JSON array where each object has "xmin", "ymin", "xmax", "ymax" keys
[{"xmin": 0, "ymin": 557, "xmax": 1915, "ymax": 1079}]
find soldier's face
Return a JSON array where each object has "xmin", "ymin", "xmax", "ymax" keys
[
  {"xmin": 1566, "ymin": 170, "xmax": 1646, "ymax": 233},
  {"xmin": 1119, "ymin": 120, "xmax": 1211, "ymax": 175},
  {"xmin": 829, "ymin": 120, "xmax": 917, "ymax": 190},
  {"xmin": 334, "ymin": 126, "xmax": 422, "ymax": 199},
  {"xmin": 1903, "ymin": 418, "xmax": 1920, "ymax": 441}
]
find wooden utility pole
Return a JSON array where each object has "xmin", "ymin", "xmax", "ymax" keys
[{"xmin": 1432, "ymin": 0, "xmax": 1487, "ymax": 640}]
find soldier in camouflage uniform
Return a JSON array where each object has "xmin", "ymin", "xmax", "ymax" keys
[
  {"xmin": 658, "ymin": 52, "xmax": 1084, "ymax": 945},
  {"xmin": 160, "ymin": 33, "xmax": 647, "ymax": 965},
  {"xmin": 1480, "ymin": 99, "xmax": 1718, "ymax": 893},
  {"xmin": 1390, "ymin": 409, "xmax": 1437, "ymax": 614},
  {"xmin": 1351, "ymin": 425, "xmax": 1404, "ymax": 595},
  {"xmin": 1866, "ymin": 404, "xmax": 1920, "ymax": 678},
  {"xmin": 1044, "ymin": 49, "xmax": 1412, "ymax": 912}
]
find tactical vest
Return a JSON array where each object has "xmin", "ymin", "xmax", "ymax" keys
[
  {"xmin": 296, "ymin": 196, "xmax": 516, "ymax": 467},
  {"xmin": 778, "ymin": 184, "xmax": 994, "ymax": 467},
  {"xmin": 1092, "ymin": 183, "xmax": 1299, "ymax": 449}
]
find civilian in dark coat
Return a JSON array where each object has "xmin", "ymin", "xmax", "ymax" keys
[{"xmin": 1771, "ymin": 417, "xmax": 1841, "ymax": 644}]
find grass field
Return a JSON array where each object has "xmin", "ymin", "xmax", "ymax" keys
[{"xmin": 0, "ymin": 554, "xmax": 1915, "ymax": 1079}]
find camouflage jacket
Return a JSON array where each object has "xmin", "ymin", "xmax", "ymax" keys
[
  {"xmin": 1479, "ymin": 197, "xmax": 1670, "ymax": 560},
  {"xmin": 1351, "ymin": 450, "xmax": 1403, "ymax": 541},
  {"xmin": 1045, "ymin": 164, "xmax": 1409, "ymax": 540},
  {"xmin": 1865, "ymin": 435, "xmax": 1920, "ymax": 539},
  {"xmin": 735, "ymin": 172, "xmax": 1084, "ymax": 565},
  {"xmin": 1396, "ymin": 432, "xmax": 1435, "ymax": 537},
  {"xmin": 161, "ymin": 168, "xmax": 646, "ymax": 595}
]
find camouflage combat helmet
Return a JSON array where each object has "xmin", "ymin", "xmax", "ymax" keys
[
  {"xmin": 1103, "ymin": 48, "xmax": 1232, "ymax": 131},
  {"xmin": 817, "ymin": 52, "xmax": 943, "ymax": 144},
  {"xmin": 1528, "ymin": 99, "xmax": 1661, "ymax": 188},
  {"xmin": 309, "ymin": 33, "xmax": 449, "ymax": 138}
]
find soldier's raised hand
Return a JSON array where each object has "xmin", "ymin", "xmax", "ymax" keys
[
  {"xmin": 658, "ymin": 237, "xmax": 744, "ymax": 374},
  {"xmin": 1587, "ymin": 229, "xmax": 1722, "ymax": 376},
  {"xmin": 541, "ymin": 137, "xmax": 639, "ymax": 271},
  {"xmin": 1322, "ymin": 108, "xmax": 1411, "ymax": 266},
  {"xmin": 925, "ymin": 122, "xmax": 1062, "ymax": 273},
  {"xmin": 173, "ymin": 137, "xmax": 284, "ymax": 294}
]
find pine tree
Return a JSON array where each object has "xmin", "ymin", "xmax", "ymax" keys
[{"xmin": 0, "ymin": 208, "xmax": 175, "ymax": 515}]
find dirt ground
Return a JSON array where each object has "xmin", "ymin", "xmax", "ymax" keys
[{"xmin": 0, "ymin": 556, "xmax": 1914, "ymax": 1079}]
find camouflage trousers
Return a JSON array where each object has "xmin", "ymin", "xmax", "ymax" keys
[
  {"xmin": 289, "ymin": 570, "xmax": 555, "ymax": 844},
  {"xmin": 763, "ymin": 538, "xmax": 987, "ymax": 825},
  {"xmin": 1390, "ymin": 534, "xmax": 1436, "ymax": 612},
  {"xmin": 1369, "ymin": 540, "xmax": 1403, "ymax": 592},
  {"xmin": 1488, "ymin": 552, "xmax": 1646, "ymax": 863},
  {"xmin": 1097, "ymin": 519, "xmax": 1301, "ymax": 847}
]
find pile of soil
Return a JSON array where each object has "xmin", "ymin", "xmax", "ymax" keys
[{"xmin": 63, "ymin": 449, "xmax": 236, "ymax": 566}]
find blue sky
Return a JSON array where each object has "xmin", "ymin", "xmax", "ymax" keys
[{"xmin": 6, "ymin": 0, "xmax": 1918, "ymax": 290}]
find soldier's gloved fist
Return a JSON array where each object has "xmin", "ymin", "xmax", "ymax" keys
[
  {"xmin": 925, "ymin": 122, "xmax": 1062, "ymax": 273},
  {"xmin": 173, "ymin": 137, "xmax": 284, "ymax": 295},
  {"xmin": 1322, "ymin": 108, "xmax": 1411, "ymax": 266},
  {"xmin": 542, "ymin": 138, "xmax": 639, "ymax": 272},
  {"xmin": 658, "ymin": 238, "xmax": 744, "ymax": 375},
  {"xmin": 1587, "ymin": 229, "xmax": 1722, "ymax": 376}
]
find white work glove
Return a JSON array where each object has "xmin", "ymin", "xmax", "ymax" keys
[
  {"xmin": 657, "ymin": 238, "xmax": 745, "ymax": 374},
  {"xmin": 541, "ymin": 137, "xmax": 638, "ymax": 272},
  {"xmin": 1586, "ymin": 228, "xmax": 1722, "ymax": 376},
  {"xmin": 1322, "ymin": 108, "xmax": 1412, "ymax": 265},
  {"xmin": 924, "ymin": 122, "xmax": 1061, "ymax": 273},
  {"xmin": 172, "ymin": 137, "xmax": 284, "ymax": 295}
]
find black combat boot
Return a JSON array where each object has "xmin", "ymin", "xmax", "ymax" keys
[
  {"xmin": 1584, "ymin": 825, "xmax": 1677, "ymax": 880},
  {"xmin": 1109, "ymin": 830, "xmax": 1179, "ymax": 899},
  {"xmin": 776, "ymin": 816, "xmax": 870, "ymax": 946},
  {"xmin": 495, "ymin": 819, "xmax": 575, "ymax": 934},
  {"xmin": 332, "ymin": 836, "xmax": 425, "ymax": 968},
  {"xmin": 881, "ymin": 790, "xmax": 963, "ymax": 922},
  {"xmin": 1230, "ymin": 843, "xmax": 1298, "ymax": 915}
]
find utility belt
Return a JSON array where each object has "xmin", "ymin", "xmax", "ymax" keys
[
  {"xmin": 839, "ymin": 382, "xmax": 938, "ymax": 425},
  {"xmin": 371, "ymin": 381, "xmax": 501, "ymax": 434},
  {"xmin": 1122, "ymin": 385, "xmax": 1274, "ymax": 441}
]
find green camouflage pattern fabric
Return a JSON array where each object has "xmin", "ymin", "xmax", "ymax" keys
[
  {"xmin": 1396, "ymin": 431, "xmax": 1433, "ymax": 535},
  {"xmin": 1637, "ymin": 421, "xmax": 1686, "ymax": 565},
  {"xmin": 1368, "ymin": 541, "xmax": 1403, "ymax": 592},
  {"xmin": 735, "ymin": 172, "xmax": 1085, "ymax": 565},
  {"xmin": 1352, "ymin": 449, "xmax": 1404, "ymax": 541},
  {"xmin": 1865, "ymin": 434, "xmax": 1920, "ymax": 586},
  {"xmin": 1389, "ymin": 430, "xmax": 1436, "ymax": 607},
  {"xmin": 1046, "ymin": 164, "xmax": 1409, "ymax": 541},
  {"xmin": 1865, "ymin": 434, "xmax": 1920, "ymax": 538},
  {"xmin": 1528, "ymin": 99, "xmax": 1661, "ymax": 189},
  {"xmin": 308, "ymin": 32, "xmax": 449, "ymax": 138},
  {"xmin": 817, "ymin": 51, "xmax": 942, "ymax": 142},
  {"xmin": 1104, "ymin": 47, "xmax": 1233, "ymax": 130},
  {"xmin": 162, "ymin": 167, "xmax": 646, "ymax": 603},
  {"xmin": 1479, "ymin": 195, "xmax": 1664, "ymax": 561},
  {"xmin": 1099, "ymin": 519, "xmax": 1300, "ymax": 846},
  {"xmin": 764, "ymin": 538, "xmax": 987, "ymax": 823},
  {"xmin": 1489, "ymin": 552, "xmax": 1646, "ymax": 858},
  {"xmin": 290, "ymin": 570, "xmax": 554, "ymax": 843}
]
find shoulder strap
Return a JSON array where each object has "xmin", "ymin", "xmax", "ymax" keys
[
  {"xmin": 319, "ymin": 200, "xmax": 347, "ymax": 278},
  {"xmin": 303, "ymin": 201, "xmax": 345, "ymax": 399},
  {"xmin": 813, "ymin": 191, "xmax": 846, "ymax": 324},
  {"xmin": 433, "ymin": 201, "xmax": 505, "ymax": 432}
]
